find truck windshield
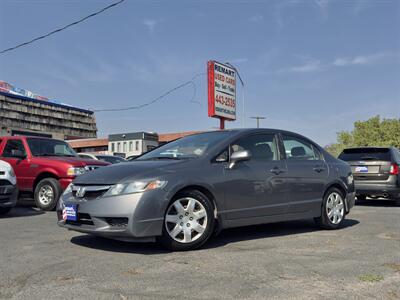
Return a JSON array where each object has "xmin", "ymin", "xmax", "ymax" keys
[
  {"xmin": 137, "ymin": 131, "xmax": 234, "ymax": 160},
  {"xmin": 27, "ymin": 138, "xmax": 77, "ymax": 157}
]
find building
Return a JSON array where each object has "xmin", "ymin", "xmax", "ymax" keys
[
  {"xmin": 67, "ymin": 131, "xmax": 202, "ymax": 156},
  {"xmin": 0, "ymin": 91, "xmax": 97, "ymax": 139},
  {"xmin": 108, "ymin": 132, "xmax": 159, "ymax": 157}
]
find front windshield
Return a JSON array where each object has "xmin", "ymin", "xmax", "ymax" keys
[
  {"xmin": 137, "ymin": 131, "xmax": 233, "ymax": 160},
  {"xmin": 97, "ymin": 156, "xmax": 126, "ymax": 164},
  {"xmin": 27, "ymin": 138, "xmax": 77, "ymax": 157}
]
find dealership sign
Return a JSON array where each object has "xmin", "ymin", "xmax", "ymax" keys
[{"xmin": 208, "ymin": 61, "xmax": 236, "ymax": 121}]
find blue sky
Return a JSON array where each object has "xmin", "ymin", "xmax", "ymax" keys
[{"xmin": 0, "ymin": 0, "xmax": 399, "ymax": 146}]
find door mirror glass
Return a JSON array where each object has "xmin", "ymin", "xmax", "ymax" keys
[{"xmin": 229, "ymin": 150, "xmax": 251, "ymax": 169}]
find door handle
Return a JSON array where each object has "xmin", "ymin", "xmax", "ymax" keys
[
  {"xmin": 270, "ymin": 167, "xmax": 285, "ymax": 175},
  {"xmin": 313, "ymin": 166, "xmax": 326, "ymax": 173}
]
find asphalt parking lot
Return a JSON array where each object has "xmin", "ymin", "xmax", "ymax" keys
[{"xmin": 1, "ymin": 200, "xmax": 399, "ymax": 300}]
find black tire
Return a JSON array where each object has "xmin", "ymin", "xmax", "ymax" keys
[
  {"xmin": 315, "ymin": 187, "xmax": 346, "ymax": 230},
  {"xmin": 34, "ymin": 178, "xmax": 61, "ymax": 211},
  {"xmin": 356, "ymin": 195, "xmax": 367, "ymax": 201},
  {"xmin": 157, "ymin": 190, "xmax": 215, "ymax": 251},
  {"xmin": 0, "ymin": 207, "xmax": 12, "ymax": 215}
]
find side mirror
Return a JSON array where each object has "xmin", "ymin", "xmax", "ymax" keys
[
  {"xmin": 11, "ymin": 149, "xmax": 26, "ymax": 160},
  {"xmin": 228, "ymin": 150, "xmax": 251, "ymax": 169}
]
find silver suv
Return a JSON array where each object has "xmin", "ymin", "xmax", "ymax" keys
[{"xmin": 339, "ymin": 147, "xmax": 400, "ymax": 205}]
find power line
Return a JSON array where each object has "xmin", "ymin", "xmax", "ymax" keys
[
  {"xmin": 92, "ymin": 72, "xmax": 206, "ymax": 112},
  {"xmin": 0, "ymin": 0, "xmax": 125, "ymax": 55}
]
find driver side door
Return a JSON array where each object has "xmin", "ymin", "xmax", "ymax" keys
[{"xmin": 221, "ymin": 133, "xmax": 289, "ymax": 223}]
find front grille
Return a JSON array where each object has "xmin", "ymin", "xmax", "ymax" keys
[
  {"xmin": 66, "ymin": 212, "xmax": 94, "ymax": 226},
  {"xmin": 105, "ymin": 217, "xmax": 128, "ymax": 228},
  {"xmin": 0, "ymin": 179, "xmax": 12, "ymax": 186},
  {"xmin": 72, "ymin": 185, "xmax": 110, "ymax": 200}
]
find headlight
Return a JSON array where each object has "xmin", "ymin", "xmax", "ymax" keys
[
  {"xmin": 63, "ymin": 183, "xmax": 73, "ymax": 195},
  {"xmin": 67, "ymin": 167, "xmax": 85, "ymax": 176},
  {"xmin": 8, "ymin": 167, "xmax": 15, "ymax": 178},
  {"xmin": 103, "ymin": 180, "xmax": 167, "ymax": 197}
]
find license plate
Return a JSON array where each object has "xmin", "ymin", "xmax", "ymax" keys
[
  {"xmin": 355, "ymin": 166, "xmax": 368, "ymax": 173},
  {"xmin": 63, "ymin": 204, "xmax": 78, "ymax": 221}
]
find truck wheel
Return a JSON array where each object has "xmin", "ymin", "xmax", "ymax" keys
[
  {"xmin": 0, "ymin": 207, "xmax": 12, "ymax": 215},
  {"xmin": 315, "ymin": 187, "xmax": 346, "ymax": 230},
  {"xmin": 34, "ymin": 178, "xmax": 61, "ymax": 211}
]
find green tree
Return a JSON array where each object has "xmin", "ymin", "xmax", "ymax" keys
[{"xmin": 325, "ymin": 115, "xmax": 400, "ymax": 157}]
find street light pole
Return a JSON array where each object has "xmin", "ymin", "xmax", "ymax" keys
[{"xmin": 250, "ymin": 116, "xmax": 266, "ymax": 128}]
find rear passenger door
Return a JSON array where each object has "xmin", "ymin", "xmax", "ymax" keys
[{"xmin": 281, "ymin": 134, "xmax": 328, "ymax": 215}]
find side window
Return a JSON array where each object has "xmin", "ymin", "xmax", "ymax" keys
[
  {"xmin": 282, "ymin": 135, "xmax": 319, "ymax": 161},
  {"xmin": 232, "ymin": 134, "xmax": 279, "ymax": 161},
  {"xmin": 2, "ymin": 140, "xmax": 27, "ymax": 157},
  {"xmin": 214, "ymin": 148, "xmax": 229, "ymax": 163}
]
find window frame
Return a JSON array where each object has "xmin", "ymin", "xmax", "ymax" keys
[
  {"xmin": 279, "ymin": 133, "xmax": 324, "ymax": 161},
  {"xmin": 2, "ymin": 139, "xmax": 27, "ymax": 158},
  {"xmin": 227, "ymin": 133, "xmax": 282, "ymax": 162}
]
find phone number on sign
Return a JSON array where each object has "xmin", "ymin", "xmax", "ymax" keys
[{"xmin": 215, "ymin": 94, "xmax": 236, "ymax": 108}]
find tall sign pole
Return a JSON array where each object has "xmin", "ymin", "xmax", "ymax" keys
[{"xmin": 207, "ymin": 61, "xmax": 237, "ymax": 129}]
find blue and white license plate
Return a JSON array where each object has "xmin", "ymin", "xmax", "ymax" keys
[
  {"xmin": 64, "ymin": 204, "xmax": 78, "ymax": 221},
  {"xmin": 355, "ymin": 166, "xmax": 368, "ymax": 173}
]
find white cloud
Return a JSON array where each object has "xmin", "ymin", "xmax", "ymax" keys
[
  {"xmin": 142, "ymin": 19, "xmax": 160, "ymax": 33},
  {"xmin": 333, "ymin": 52, "xmax": 393, "ymax": 67},
  {"xmin": 279, "ymin": 60, "xmax": 324, "ymax": 73},
  {"xmin": 249, "ymin": 14, "xmax": 263, "ymax": 23}
]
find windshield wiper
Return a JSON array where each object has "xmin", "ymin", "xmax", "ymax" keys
[{"xmin": 144, "ymin": 156, "xmax": 182, "ymax": 160}]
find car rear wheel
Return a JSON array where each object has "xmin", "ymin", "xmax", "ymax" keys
[
  {"xmin": 315, "ymin": 187, "xmax": 346, "ymax": 230},
  {"xmin": 0, "ymin": 207, "xmax": 12, "ymax": 215},
  {"xmin": 34, "ymin": 178, "xmax": 61, "ymax": 211},
  {"xmin": 158, "ymin": 190, "xmax": 215, "ymax": 251}
]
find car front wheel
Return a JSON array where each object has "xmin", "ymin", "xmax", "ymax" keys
[
  {"xmin": 158, "ymin": 190, "xmax": 215, "ymax": 251},
  {"xmin": 34, "ymin": 178, "xmax": 61, "ymax": 211},
  {"xmin": 315, "ymin": 187, "xmax": 346, "ymax": 229}
]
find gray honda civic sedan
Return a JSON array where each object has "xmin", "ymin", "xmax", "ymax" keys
[{"xmin": 57, "ymin": 129, "xmax": 355, "ymax": 251}]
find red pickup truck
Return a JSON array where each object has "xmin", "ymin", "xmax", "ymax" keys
[{"xmin": 0, "ymin": 136, "xmax": 109, "ymax": 210}]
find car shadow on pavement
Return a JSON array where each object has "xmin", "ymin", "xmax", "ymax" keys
[
  {"xmin": 0, "ymin": 206, "xmax": 45, "ymax": 218},
  {"xmin": 204, "ymin": 218, "xmax": 360, "ymax": 249},
  {"xmin": 70, "ymin": 219, "xmax": 359, "ymax": 254},
  {"xmin": 70, "ymin": 235, "xmax": 170, "ymax": 254},
  {"xmin": 355, "ymin": 199, "xmax": 399, "ymax": 207}
]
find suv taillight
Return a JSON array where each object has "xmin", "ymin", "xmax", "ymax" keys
[{"xmin": 390, "ymin": 164, "xmax": 399, "ymax": 175}]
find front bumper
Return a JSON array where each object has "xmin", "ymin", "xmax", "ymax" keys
[
  {"xmin": 0, "ymin": 184, "xmax": 18, "ymax": 208},
  {"xmin": 345, "ymin": 191, "xmax": 356, "ymax": 213},
  {"xmin": 57, "ymin": 190, "xmax": 166, "ymax": 241}
]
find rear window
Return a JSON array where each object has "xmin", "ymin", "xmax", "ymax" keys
[{"xmin": 338, "ymin": 148, "xmax": 392, "ymax": 161}]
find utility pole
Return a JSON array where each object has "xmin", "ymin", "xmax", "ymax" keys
[{"xmin": 250, "ymin": 116, "xmax": 266, "ymax": 128}]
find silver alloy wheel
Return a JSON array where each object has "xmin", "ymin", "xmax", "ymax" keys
[
  {"xmin": 326, "ymin": 192, "xmax": 344, "ymax": 225},
  {"xmin": 165, "ymin": 197, "xmax": 208, "ymax": 243},
  {"xmin": 38, "ymin": 185, "xmax": 54, "ymax": 206}
]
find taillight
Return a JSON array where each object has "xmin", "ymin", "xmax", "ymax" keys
[{"xmin": 390, "ymin": 164, "xmax": 399, "ymax": 175}]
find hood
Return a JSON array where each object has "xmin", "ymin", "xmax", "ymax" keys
[
  {"xmin": 33, "ymin": 156, "xmax": 109, "ymax": 167},
  {"xmin": 73, "ymin": 159, "xmax": 189, "ymax": 185}
]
